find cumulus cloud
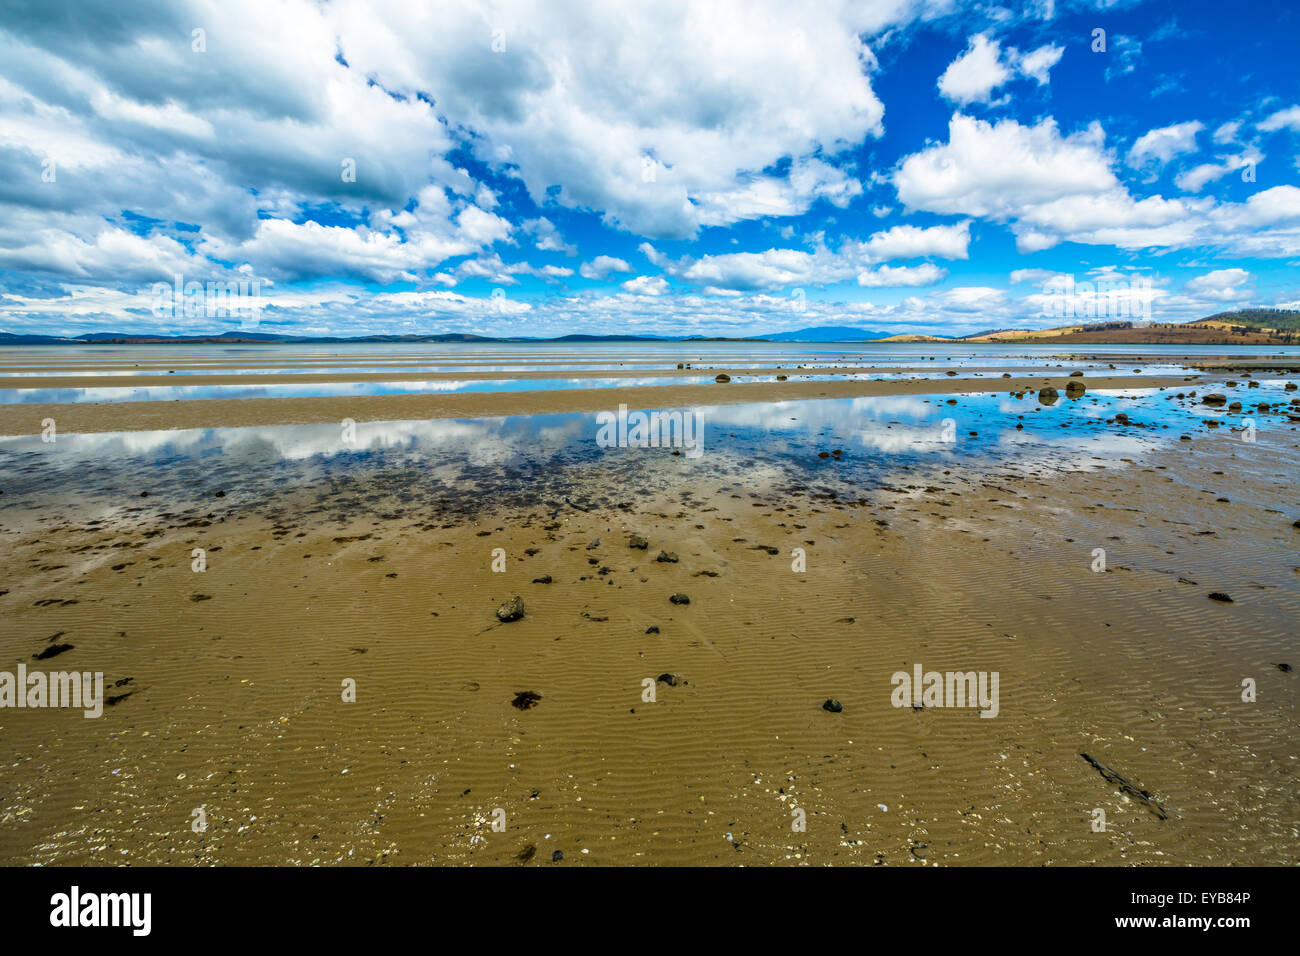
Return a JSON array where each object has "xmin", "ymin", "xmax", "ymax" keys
[
  {"xmin": 663, "ymin": 221, "xmax": 969, "ymax": 291},
  {"xmin": 937, "ymin": 34, "xmax": 1012, "ymax": 105},
  {"xmin": 895, "ymin": 114, "xmax": 1116, "ymax": 219},
  {"xmin": 621, "ymin": 275, "xmax": 670, "ymax": 296},
  {"xmin": 937, "ymin": 34, "xmax": 1063, "ymax": 105},
  {"xmin": 889, "ymin": 113, "xmax": 1283, "ymax": 254},
  {"xmin": 1127, "ymin": 121, "xmax": 1203, "ymax": 170},
  {"xmin": 579, "ymin": 256, "xmax": 633, "ymax": 280},
  {"xmin": 1184, "ymin": 268, "xmax": 1251, "ymax": 300},
  {"xmin": 331, "ymin": 0, "xmax": 897, "ymax": 239}
]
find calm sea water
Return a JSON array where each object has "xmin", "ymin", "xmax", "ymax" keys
[{"xmin": 2, "ymin": 339, "xmax": 1295, "ymax": 520}]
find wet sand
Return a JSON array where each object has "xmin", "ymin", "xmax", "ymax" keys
[{"xmin": 0, "ymin": 347, "xmax": 1296, "ymax": 866}]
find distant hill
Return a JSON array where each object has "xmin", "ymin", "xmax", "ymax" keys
[
  {"xmin": 761, "ymin": 326, "xmax": 893, "ymax": 341},
  {"xmin": 3, "ymin": 312, "xmax": 1299, "ymax": 345},
  {"xmin": 873, "ymin": 334, "xmax": 951, "ymax": 342},
  {"xmin": 0, "ymin": 326, "xmax": 888, "ymax": 345},
  {"xmin": 1195, "ymin": 309, "xmax": 1300, "ymax": 331},
  {"xmin": 961, "ymin": 318, "xmax": 1298, "ymax": 345}
]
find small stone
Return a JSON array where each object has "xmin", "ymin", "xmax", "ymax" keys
[
  {"xmin": 822, "ymin": 698, "xmax": 843, "ymax": 713},
  {"xmin": 715, "ymin": 373, "xmax": 731, "ymax": 383},
  {"xmin": 657, "ymin": 673, "xmax": 680, "ymax": 686},
  {"xmin": 1202, "ymin": 393, "xmax": 1227, "ymax": 407},
  {"xmin": 1207, "ymin": 592, "xmax": 1233, "ymax": 603},
  {"xmin": 511, "ymin": 690, "xmax": 542, "ymax": 710},
  {"xmin": 628, "ymin": 534, "xmax": 649, "ymax": 549},
  {"xmin": 496, "ymin": 596, "xmax": 525, "ymax": 622},
  {"xmin": 645, "ymin": 626, "xmax": 660, "ymax": 634},
  {"xmin": 532, "ymin": 575, "xmax": 552, "ymax": 584},
  {"xmin": 655, "ymin": 550, "xmax": 678, "ymax": 563},
  {"xmin": 1038, "ymin": 386, "xmax": 1059, "ymax": 406},
  {"xmin": 669, "ymin": 593, "xmax": 690, "ymax": 605}
]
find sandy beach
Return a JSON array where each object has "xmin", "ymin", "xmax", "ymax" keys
[{"xmin": 1, "ymin": 345, "xmax": 1296, "ymax": 865}]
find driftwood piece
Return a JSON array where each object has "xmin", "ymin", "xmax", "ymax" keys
[{"xmin": 1080, "ymin": 752, "xmax": 1169, "ymax": 821}]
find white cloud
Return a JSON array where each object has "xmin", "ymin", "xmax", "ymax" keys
[
  {"xmin": 332, "ymin": 0, "xmax": 897, "ymax": 238},
  {"xmin": 937, "ymin": 34, "xmax": 1012, "ymax": 105},
  {"xmin": 1184, "ymin": 268, "xmax": 1251, "ymax": 300},
  {"xmin": 1127, "ymin": 121, "xmax": 1203, "ymax": 169},
  {"xmin": 579, "ymin": 256, "xmax": 634, "ymax": 280},
  {"xmin": 889, "ymin": 113, "xmax": 1268, "ymax": 254},
  {"xmin": 1175, "ymin": 150, "xmax": 1262, "ymax": 193},
  {"xmin": 937, "ymin": 35, "xmax": 1063, "ymax": 105},
  {"xmin": 679, "ymin": 248, "xmax": 818, "ymax": 290},
  {"xmin": 1009, "ymin": 268, "xmax": 1063, "ymax": 285},
  {"xmin": 1258, "ymin": 105, "xmax": 1300, "ymax": 133},
  {"xmin": 664, "ymin": 221, "xmax": 969, "ymax": 291},
  {"xmin": 621, "ymin": 275, "xmax": 670, "ymax": 296},
  {"xmin": 856, "ymin": 263, "xmax": 947, "ymax": 287},
  {"xmin": 1213, "ymin": 120, "xmax": 1241, "ymax": 144},
  {"xmin": 522, "ymin": 218, "xmax": 576, "ymax": 255},
  {"xmin": 1016, "ymin": 44, "xmax": 1064, "ymax": 85},
  {"xmin": 895, "ymin": 114, "xmax": 1116, "ymax": 219},
  {"xmin": 853, "ymin": 220, "xmax": 972, "ymax": 262}
]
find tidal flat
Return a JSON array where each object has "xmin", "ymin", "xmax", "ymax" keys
[{"xmin": 0, "ymin": 343, "xmax": 1297, "ymax": 865}]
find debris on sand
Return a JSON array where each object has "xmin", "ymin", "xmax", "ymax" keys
[
  {"xmin": 511, "ymin": 690, "xmax": 542, "ymax": 710},
  {"xmin": 1079, "ymin": 752, "xmax": 1168, "ymax": 820}
]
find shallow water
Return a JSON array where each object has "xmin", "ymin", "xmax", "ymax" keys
[{"xmin": 3, "ymin": 377, "xmax": 1295, "ymax": 520}]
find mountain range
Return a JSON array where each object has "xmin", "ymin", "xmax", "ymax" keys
[{"xmin": 1, "ymin": 311, "xmax": 1296, "ymax": 345}]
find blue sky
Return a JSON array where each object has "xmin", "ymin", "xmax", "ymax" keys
[{"xmin": 1, "ymin": 0, "xmax": 1298, "ymax": 338}]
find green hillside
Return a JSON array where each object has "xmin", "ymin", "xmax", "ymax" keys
[{"xmin": 1199, "ymin": 308, "xmax": 1300, "ymax": 331}]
